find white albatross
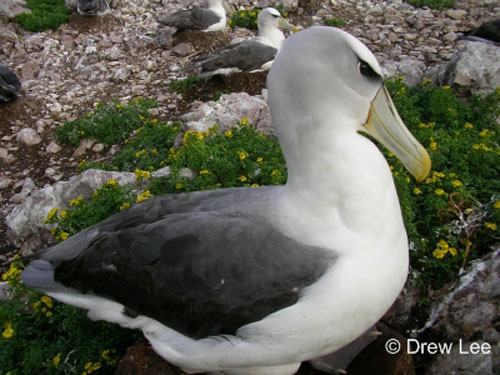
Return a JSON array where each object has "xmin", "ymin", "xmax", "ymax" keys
[
  {"xmin": 157, "ymin": 0, "xmax": 230, "ymax": 33},
  {"xmin": 21, "ymin": 27, "xmax": 431, "ymax": 375},
  {"xmin": 195, "ymin": 7, "xmax": 297, "ymax": 76}
]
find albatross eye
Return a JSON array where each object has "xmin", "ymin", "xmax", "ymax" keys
[{"xmin": 358, "ymin": 60, "xmax": 379, "ymax": 79}]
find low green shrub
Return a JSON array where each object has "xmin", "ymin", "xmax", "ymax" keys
[
  {"xmin": 405, "ymin": 0, "xmax": 454, "ymax": 9},
  {"xmin": 16, "ymin": 0, "xmax": 69, "ymax": 32},
  {"xmin": 323, "ymin": 18, "xmax": 347, "ymax": 27}
]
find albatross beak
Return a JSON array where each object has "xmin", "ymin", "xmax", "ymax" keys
[
  {"xmin": 363, "ymin": 85, "xmax": 431, "ymax": 182},
  {"xmin": 279, "ymin": 17, "xmax": 299, "ymax": 33}
]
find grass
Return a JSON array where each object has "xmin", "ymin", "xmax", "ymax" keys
[
  {"xmin": 405, "ymin": 0, "xmax": 454, "ymax": 9},
  {"xmin": 323, "ymin": 18, "xmax": 347, "ymax": 27},
  {"xmin": 2, "ymin": 81, "xmax": 500, "ymax": 371},
  {"xmin": 15, "ymin": 0, "xmax": 69, "ymax": 32}
]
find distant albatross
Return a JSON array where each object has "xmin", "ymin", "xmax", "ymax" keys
[
  {"xmin": 195, "ymin": 7, "xmax": 297, "ymax": 76},
  {"xmin": 157, "ymin": 0, "xmax": 231, "ymax": 33},
  {"xmin": 461, "ymin": 18, "xmax": 500, "ymax": 44},
  {"xmin": 22, "ymin": 27, "xmax": 431, "ymax": 375}
]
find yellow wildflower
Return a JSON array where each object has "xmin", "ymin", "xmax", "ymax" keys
[
  {"xmin": 435, "ymin": 188, "xmax": 445, "ymax": 196},
  {"xmin": 224, "ymin": 129, "xmax": 233, "ymax": 138},
  {"xmin": 449, "ymin": 247, "xmax": 458, "ymax": 256},
  {"xmin": 41, "ymin": 296, "xmax": 53, "ymax": 308},
  {"xmin": 46, "ymin": 311, "xmax": 53, "ymax": 317},
  {"xmin": 419, "ymin": 122, "xmax": 435, "ymax": 129},
  {"xmin": 175, "ymin": 182, "xmax": 183, "ymax": 190},
  {"xmin": 77, "ymin": 159, "xmax": 87, "ymax": 169},
  {"xmin": 106, "ymin": 179, "xmax": 118, "ymax": 186},
  {"xmin": 442, "ymin": 85, "xmax": 451, "ymax": 90},
  {"xmin": 151, "ymin": 119, "xmax": 158, "ymax": 124},
  {"xmin": 438, "ymin": 240, "xmax": 449, "ymax": 249},
  {"xmin": 485, "ymin": 222, "xmax": 498, "ymax": 231},
  {"xmin": 60, "ymin": 232, "xmax": 69, "ymax": 241},
  {"xmin": 120, "ymin": 202, "xmax": 131, "ymax": 210},
  {"xmin": 479, "ymin": 129, "xmax": 490, "ymax": 137},
  {"xmin": 239, "ymin": 175, "xmax": 247, "ymax": 182},
  {"xmin": 200, "ymin": 170, "xmax": 209, "ymax": 175},
  {"xmin": 59, "ymin": 210, "xmax": 67, "ymax": 219},
  {"xmin": 421, "ymin": 78, "xmax": 433, "ymax": 86},
  {"xmin": 136, "ymin": 190, "xmax": 153, "ymax": 202},
  {"xmin": 472, "ymin": 144, "xmax": 481, "ymax": 150},
  {"xmin": 1, "ymin": 263, "xmax": 22, "ymax": 283},
  {"xmin": 151, "ymin": 148, "xmax": 159, "ymax": 155},
  {"xmin": 240, "ymin": 117, "xmax": 249, "ymax": 125},
  {"xmin": 251, "ymin": 184, "xmax": 259, "ymax": 188},
  {"xmin": 115, "ymin": 104, "xmax": 123, "ymax": 109},
  {"xmin": 429, "ymin": 139, "xmax": 437, "ymax": 151},
  {"xmin": 463, "ymin": 122, "xmax": 473, "ymax": 129},
  {"xmin": 413, "ymin": 187, "xmax": 422, "ymax": 195},
  {"xmin": 134, "ymin": 149, "xmax": 147, "ymax": 158},
  {"xmin": 134, "ymin": 169, "xmax": 151, "ymax": 179},
  {"xmin": 432, "ymin": 248, "xmax": 447, "ymax": 259},
  {"xmin": 2, "ymin": 322, "xmax": 14, "ymax": 339},
  {"xmin": 69, "ymin": 197, "xmax": 84, "ymax": 206},
  {"xmin": 271, "ymin": 169, "xmax": 280, "ymax": 176},
  {"xmin": 452, "ymin": 180, "xmax": 463, "ymax": 187},
  {"xmin": 238, "ymin": 151, "xmax": 247, "ymax": 160},
  {"xmin": 53, "ymin": 353, "xmax": 62, "ymax": 367},
  {"xmin": 494, "ymin": 201, "xmax": 500, "ymax": 209},
  {"xmin": 256, "ymin": 157, "xmax": 263, "ymax": 163},
  {"xmin": 46, "ymin": 207, "xmax": 59, "ymax": 221}
]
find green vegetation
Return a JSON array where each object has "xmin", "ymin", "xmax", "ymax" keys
[
  {"xmin": 228, "ymin": 5, "xmax": 288, "ymax": 30},
  {"xmin": 323, "ymin": 18, "xmax": 347, "ymax": 28},
  {"xmin": 2, "ymin": 81, "xmax": 500, "ymax": 370},
  {"xmin": 405, "ymin": 0, "xmax": 454, "ymax": 9},
  {"xmin": 15, "ymin": 0, "xmax": 69, "ymax": 32},
  {"xmin": 56, "ymin": 98, "xmax": 157, "ymax": 147},
  {"xmin": 386, "ymin": 78, "xmax": 500, "ymax": 291},
  {"xmin": 169, "ymin": 77, "xmax": 205, "ymax": 100},
  {"xmin": 1, "ymin": 258, "xmax": 139, "ymax": 375}
]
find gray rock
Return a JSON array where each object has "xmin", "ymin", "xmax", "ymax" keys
[
  {"xmin": 0, "ymin": 0, "xmax": 30, "ymax": 20},
  {"xmin": 440, "ymin": 41, "xmax": 500, "ymax": 95},
  {"xmin": 6, "ymin": 169, "xmax": 137, "ymax": 255},
  {"xmin": 21, "ymin": 61, "xmax": 41, "ymax": 81},
  {"xmin": 73, "ymin": 139, "xmax": 96, "ymax": 157},
  {"xmin": 46, "ymin": 141, "xmax": 62, "ymax": 154},
  {"xmin": 10, "ymin": 178, "xmax": 36, "ymax": 204},
  {"xmin": 382, "ymin": 59, "xmax": 426, "ymax": 86},
  {"xmin": 16, "ymin": 128, "xmax": 42, "ymax": 146},
  {"xmin": 420, "ymin": 247, "xmax": 500, "ymax": 374},
  {"xmin": 426, "ymin": 341, "xmax": 493, "ymax": 375},
  {"xmin": 172, "ymin": 42, "xmax": 195, "ymax": 57},
  {"xmin": 0, "ymin": 176, "xmax": 12, "ymax": 189},
  {"xmin": 180, "ymin": 91, "xmax": 273, "ymax": 135}
]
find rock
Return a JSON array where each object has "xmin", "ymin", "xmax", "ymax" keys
[
  {"xmin": 91, "ymin": 143, "xmax": 105, "ymax": 153},
  {"xmin": 440, "ymin": 41, "xmax": 500, "ymax": 95},
  {"xmin": 73, "ymin": 139, "xmax": 96, "ymax": 157},
  {"xmin": 382, "ymin": 59, "xmax": 426, "ymax": 86},
  {"xmin": 445, "ymin": 9, "xmax": 467, "ymax": 20},
  {"xmin": 419, "ymin": 247, "xmax": 500, "ymax": 374},
  {"xmin": 6, "ymin": 169, "xmax": 137, "ymax": 255},
  {"xmin": 46, "ymin": 141, "xmax": 62, "ymax": 154},
  {"xmin": 16, "ymin": 128, "xmax": 42, "ymax": 146},
  {"xmin": 180, "ymin": 92, "xmax": 273, "ymax": 135},
  {"xmin": 21, "ymin": 61, "xmax": 41, "ymax": 81},
  {"xmin": 9, "ymin": 178, "xmax": 36, "ymax": 204},
  {"xmin": 151, "ymin": 166, "xmax": 171, "ymax": 178},
  {"xmin": 172, "ymin": 42, "xmax": 195, "ymax": 57},
  {"xmin": 0, "ymin": 0, "xmax": 30, "ymax": 20},
  {"xmin": 426, "ymin": 341, "xmax": 493, "ymax": 375},
  {"xmin": 0, "ymin": 176, "xmax": 12, "ymax": 189}
]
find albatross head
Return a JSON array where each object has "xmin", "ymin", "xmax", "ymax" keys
[
  {"xmin": 267, "ymin": 26, "xmax": 431, "ymax": 183},
  {"xmin": 258, "ymin": 8, "xmax": 297, "ymax": 50}
]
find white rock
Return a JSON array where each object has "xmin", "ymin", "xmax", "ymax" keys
[{"xmin": 16, "ymin": 128, "xmax": 42, "ymax": 146}]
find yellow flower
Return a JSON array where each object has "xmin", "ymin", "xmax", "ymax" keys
[
  {"xmin": 435, "ymin": 189, "xmax": 445, "ymax": 196},
  {"xmin": 438, "ymin": 240, "xmax": 449, "ymax": 249},
  {"xmin": 239, "ymin": 175, "xmax": 247, "ymax": 182},
  {"xmin": 41, "ymin": 296, "xmax": 53, "ymax": 308},
  {"xmin": 59, "ymin": 210, "xmax": 67, "ymax": 219},
  {"xmin": 136, "ymin": 190, "xmax": 153, "ymax": 202},
  {"xmin": 77, "ymin": 159, "xmax": 87, "ymax": 169},
  {"xmin": 429, "ymin": 140, "xmax": 437, "ymax": 151},
  {"xmin": 494, "ymin": 201, "xmax": 500, "ymax": 209},
  {"xmin": 120, "ymin": 202, "xmax": 131, "ymax": 210},
  {"xmin": 69, "ymin": 197, "xmax": 84, "ymax": 206},
  {"xmin": 479, "ymin": 129, "xmax": 490, "ymax": 137},
  {"xmin": 251, "ymin": 184, "xmax": 259, "ymax": 188},
  {"xmin": 151, "ymin": 148, "xmax": 159, "ymax": 155},
  {"xmin": 2, "ymin": 263, "xmax": 22, "ymax": 283},
  {"xmin": 271, "ymin": 169, "xmax": 280, "ymax": 176},
  {"xmin": 134, "ymin": 149, "xmax": 147, "ymax": 158},
  {"xmin": 224, "ymin": 130, "xmax": 233, "ymax": 138},
  {"xmin": 449, "ymin": 247, "xmax": 458, "ymax": 257},
  {"xmin": 106, "ymin": 179, "xmax": 118, "ymax": 186},
  {"xmin": 240, "ymin": 117, "xmax": 249, "ymax": 125},
  {"xmin": 151, "ymin": 119, "xmax": 158, "ymax": 124},
  {"xmin": 472, "ymin": 144, "xmax": 481, "ymax": 150},
  {"xmin": 419, "ymin": 122, "xmax": 435, "ymax": 129},
  {"xmin": 53, "ymin": 353, "xmax": 62, "ymax": 367},
  {"xmin": 413, "ymin": 188, "xmax": 422, "ymax": 195},
  {"xmin": 60, "ymin": 232, "xmax": 69, "ymax": 241},
  {"xmin": 46, "ymin": 207, "xmax": 59, "ymax": 221},
  {"xmin": 421, "ymin": 78, "xmax": 433, "ymax": 86},
  {"xmin": 452, "ymin": 180, "xmax": 463, "ymax": 187},
  {"xmin": 46, "ymin": 311, "xmax": 53, "ymax": 317},
  {"xmin": 485, "ymin": 222, "xmax": 498, "ymax": 231},
  {"xmin": 134, "ymin": 169, "xmax": 151, "ymax": 179},
  {"xmin": 432, "ymin": 249, "xmax": 447, "ymax": 259},
  {"xmin": 115, "ymin": 104, "xmax": 123, "ymax": 109},
  {"xmin": 175, "ymin": 182, "xmax": 183, "ymax": 190},
  {"xmin": 463, "ymin": 122, "xmax": 473, "ymax": 129},
  {"xmin": 442, "ymin": 85, "xmax": 451, "ymax": 90},
  {"xmin": 256, "ymin": 157, "xmax": 263, "ymax": 163},
  {"xmin": 2, "ymin": 322, "xmax": 14, "ymax": 339},
  {"xmin": 238, "ymin": 151, "xmax": 247, "ymax": 160},
  {"xmin": 200, "ymin": 169, "xmax": 209, "ymax": 175}
]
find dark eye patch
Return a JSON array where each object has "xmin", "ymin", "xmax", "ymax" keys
[{"xmin": 358, "ymin": 60, "xmax": 379, "ymax": 79}]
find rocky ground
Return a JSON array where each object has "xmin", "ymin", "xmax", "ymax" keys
[{"xmin": 1, "ymin": 0, "xmax": 499, "ymax": 374}]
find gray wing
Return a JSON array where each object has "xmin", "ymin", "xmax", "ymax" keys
[
  {"xmin": 197, "ymin": 40, "xmax": 278, "ymax": 72},
  {"xmin": 158, "ymin": 8, "xmax": 220, "ymax": 31},
  {"xmin": 22, "ymin": 187, "xmax": 337, "ymax": 339}
]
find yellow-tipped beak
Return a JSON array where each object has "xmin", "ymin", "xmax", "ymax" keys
[
  {"xmin": 363, "ymin": 85, "xmax": 431, "ymax": 182},
  {"xmin": 279, "ymin": 17, "xmax": 298, "ymax": 33}
]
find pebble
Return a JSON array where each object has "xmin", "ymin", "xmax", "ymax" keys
[{"xmin": 16, "ymin": 128, "xmax": 42, "ymax": 146}]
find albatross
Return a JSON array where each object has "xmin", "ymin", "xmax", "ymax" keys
[
  {"xmin": 0, "ymin": 64, "xmax": 21, "ymax": 103},
  {"xmin": 21, "ymin": 27, "xmax": 431, "ymax": 375},
  {"xmin": 195, "ymin": 7, "xmax": 296, "ymax": 76},
  {"xmin": 157, "ymin": 0, "xmax": 231, "ymax": 33}
]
